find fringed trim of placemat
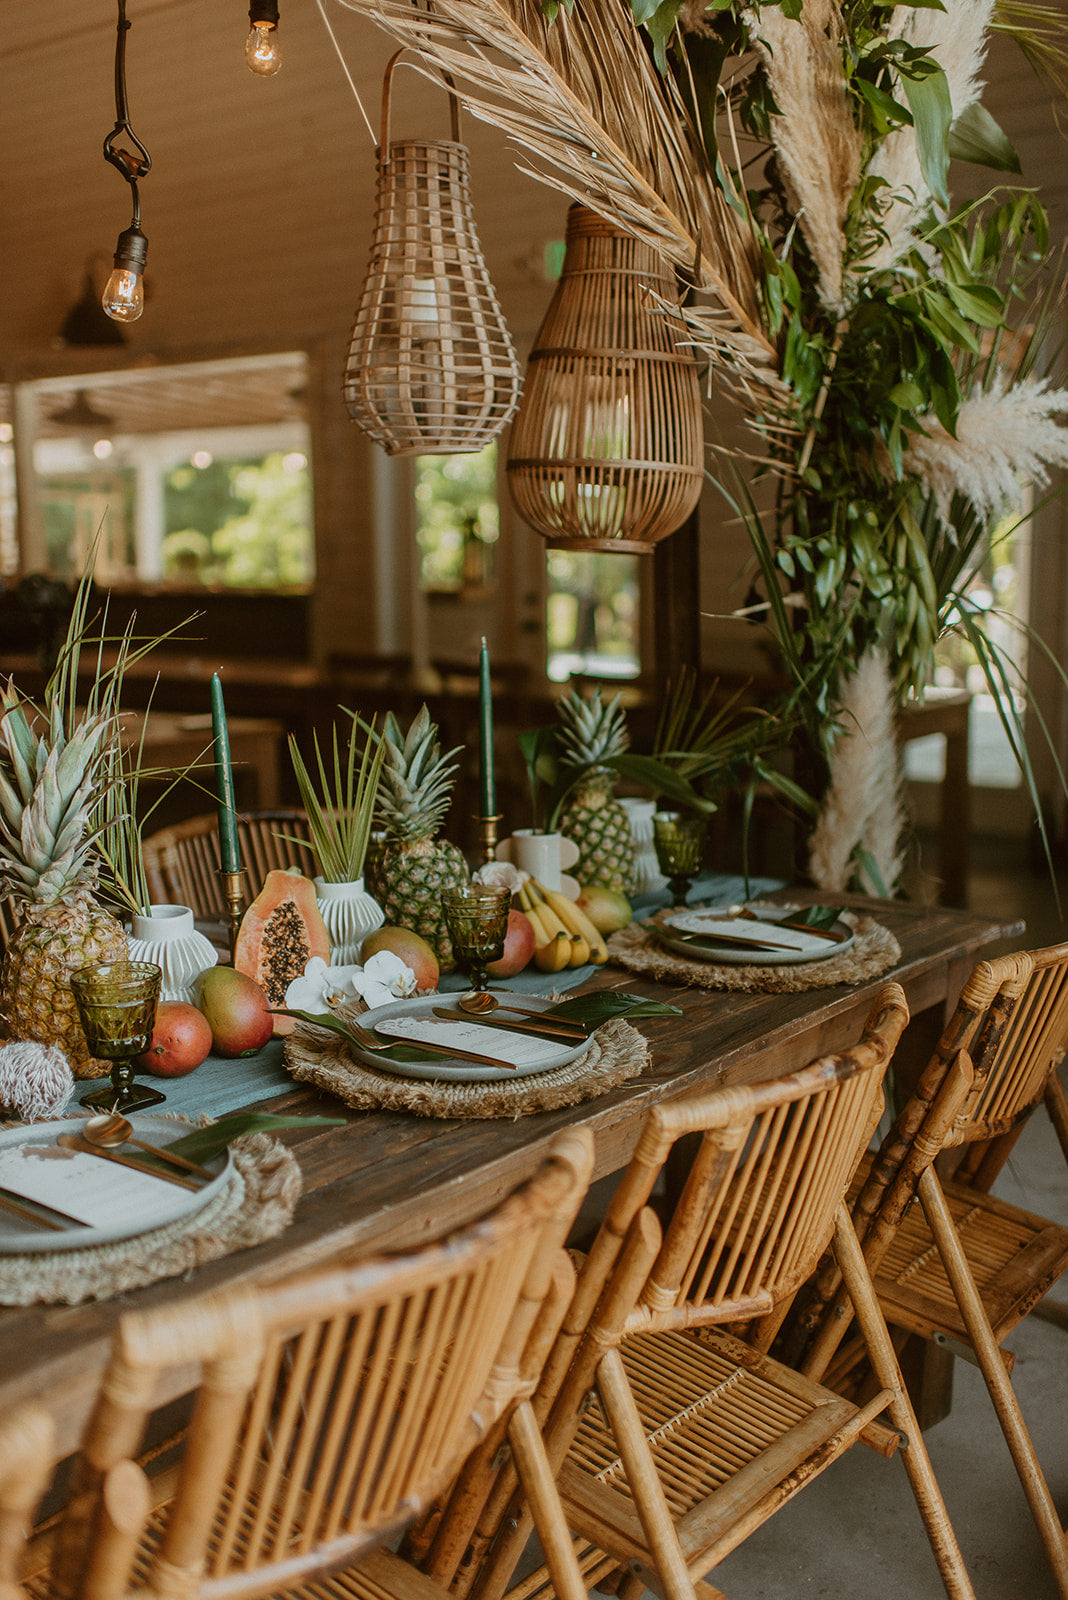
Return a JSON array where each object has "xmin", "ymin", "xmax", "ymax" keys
[
  {"xmin": 0, "ymin": 1132, "xmax": 301, "ymax": 1306},
  {"xmin": 284, "ymin": 1016, "xmax": 649, "ymax": 1120},
  {"xmin": 607, "ymin": 911, "xmax": 901, "ymax": 993}
]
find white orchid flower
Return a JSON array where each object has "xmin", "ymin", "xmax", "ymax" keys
[
  {"xmin": 284, "ymin": 951, "xmax": 418, "ymax": 1014},
  {"xmin": 360, "ymin": 950, "xmax": 419, "ymax": 998},
  {"xmin": 474, "ymin": 861, "xmax": 524, "ymax": 892},
  {"xmin": 284, "ymin": 957, "xmax": 361, "ymax": 1013}
]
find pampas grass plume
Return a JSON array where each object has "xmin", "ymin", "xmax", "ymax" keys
[{"xmin": 809, "ymin": 648, "xmax": 906, "ymax": 894}]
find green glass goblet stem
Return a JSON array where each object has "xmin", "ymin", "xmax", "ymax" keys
[
  {"xmin": 653, "ymin": 811, "xmax": 708, "ymax": 907},
  {"xmin": 71, "ymin": 960, "xmax": 164, "ymax": 1114},
  {"xmin": 442, "ymin": 886, "xmax": 511, "ymax": 994}
]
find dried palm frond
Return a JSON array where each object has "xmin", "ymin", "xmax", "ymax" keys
[
  {"xmin": 333, "ymin": 0, "xmax": 776, "ymax": 380},
  {"xmin": 745, "ymin": 0, "xmax": 861, "ymax": 311},
  {"xmin": 992, "ymin": 0, "xmax": 1068, "ymax": 97}
]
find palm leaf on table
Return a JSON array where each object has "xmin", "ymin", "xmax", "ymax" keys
[{"xmin": 333, "ymin": 0, "xmax": 778, "ymax": 387}]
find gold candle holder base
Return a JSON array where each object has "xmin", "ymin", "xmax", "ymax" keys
[
  {"xmin": 218, "ymin": 869, "xmax": 247, "ymax": 965},
  {"xmin": 476, "ymin": 813, "xmax": 503, "ymax": 866}
]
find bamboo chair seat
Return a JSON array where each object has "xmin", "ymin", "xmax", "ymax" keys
[
  {"xmin": 23, "ymin": 1130, "xmax": 595, "ymax": 1600},
  {"xmin": 141, "ymin": 809, "xmax": 315, "ymax": 918},
  {"xmin": 424, "ymin": 984, "xmax": 977, "ymax": 1600},
  {"xmin": 800, "ymin": 942, "xmax": 1068, "ymax": 1597},
  {"xmin": 845, "ymin": 1151, "xmax": 1068, "ymax": 1350}
]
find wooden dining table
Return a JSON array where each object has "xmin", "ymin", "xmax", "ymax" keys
[{"xmin": 0, "ymin": 891, "xmax": 1023, "ymax": 1459}]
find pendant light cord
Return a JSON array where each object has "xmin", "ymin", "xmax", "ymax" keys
[
  {"xmin": 315, "ymin": 0, "xmax": 376, "ymax": 144},
  {"xmin": 103, "ymin": 0, "xmax": 151, "ymax": 219}
]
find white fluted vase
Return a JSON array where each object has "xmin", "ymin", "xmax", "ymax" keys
[
  {"xmin": 620, "ymin": 798, "xmax": 667, "ymax": 895},
  {"xmin": 127, "ymin": 905, "xmax": 219, "ymax": 1004},
  {"xmin": 314, "ymin": 877, "xmax": 385, "ymax": 965}
]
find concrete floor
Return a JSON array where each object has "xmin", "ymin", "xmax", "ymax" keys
[{"xmin": 704, "ymin": 835, "xmax": 1068, "ymax": 1599}]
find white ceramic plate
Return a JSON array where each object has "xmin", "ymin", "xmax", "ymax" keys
[
  {"xmin": 653, "ymin": 903, "xmax": 854, "ymax": 967},
  {"xmin": 0, "ymin": 1115, "xmax": 231, "ymax": 1254},
  {"xmin": 352, "ymin": 992, "xmax": 592, "ymax": 1083}
]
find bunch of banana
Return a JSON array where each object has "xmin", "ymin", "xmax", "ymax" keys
[{"xmin": 518, "ymin": 879, "xmax": 608, "ymax": 973}]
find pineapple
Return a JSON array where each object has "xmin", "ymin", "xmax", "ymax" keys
[
  {"xmin": 0, "ymin": 684, "xmax": 128, "ymax": 1076},
  {"xmin": 366, "ymin": 706, "xmax": 469, "ymax": 970},
  {"xmin": 555, "ymin": 688, "xmax": 636, "ymax": 894}
]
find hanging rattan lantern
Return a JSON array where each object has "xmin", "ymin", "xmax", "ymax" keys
[
  {"xmin": 344, "ymin": 52, "xmax": 521, "ymax": 457},
  {"xmin": 507, "ymin": 204, "xmax": 705, "ymax": 553}
]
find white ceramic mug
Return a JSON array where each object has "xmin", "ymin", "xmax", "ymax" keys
[{"xmin": 496, "ymin": 829, "xmax": 580, "ymax": 893}]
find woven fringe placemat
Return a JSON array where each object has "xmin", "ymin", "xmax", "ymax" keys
[
  {"xmin": 0, "ymin": 1132, "xmax": 301, "ymax": 1306},
  {"xmin": 284, "ymin": 1016, "xmax": 649, "ymax": 1120},
  {"xmin": 608, "ymin": 911, "xmax": 901, "ymax": 993}
]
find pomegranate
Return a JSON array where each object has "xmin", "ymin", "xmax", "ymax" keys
[
  {"xmin": 486, "ymin": 909, "xmax": 536, "ymax": 978},
  {"xmin": 135, "ymin": 1001, "xmax": 213, "ymax": 1077}
]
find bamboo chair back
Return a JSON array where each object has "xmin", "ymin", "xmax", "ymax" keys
[
  {"xmin": 50, "ymin": 1130, "xmax": 593, "ymax": 1600},
  {"xmin": 421, "ymin": 987, "xmax": 982, "ymax": 1600},
  {"xmin": 794, "ymin": 949, "xmax": 1068, "ymax": 1596},
  {"xmin": 0, "ymin": 1405, "xmax": 54, "ymax": 1600},
  {"xmin": 947, "ymin": 943, "xmax": 1068, "ymax": 1145},
  {"xmin": 599, "ymin": 983, "xmax": 907, "ymax": 1335},
  {"xmin": 142, "ymin": 810, "xmax": 315, "ymax": 918}
]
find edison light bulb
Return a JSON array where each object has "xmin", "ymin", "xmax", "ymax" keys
[
  {"xmin": 102, "ymin": 222, "xmax": 148, "ymax": 323},
  {"xmin": 246, "ymin": 19, "xmax": 282, "ymax": 75},
  {"xmin": 102, "ymin": 265, "xmax": 143, "ymax": 322}
]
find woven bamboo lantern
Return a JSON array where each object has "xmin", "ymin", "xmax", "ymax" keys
[
  {"xmin": 344, "ymin": 53, "xmax": 521, "ymax": 457},
  {"xmin": 507, "ymin": 204, "xmax": 705, "ymax": 553}
]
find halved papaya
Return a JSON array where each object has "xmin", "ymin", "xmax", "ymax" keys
[{"xmin": 234, "ymin": 868, "xmax": 330, "ymax": 1034}]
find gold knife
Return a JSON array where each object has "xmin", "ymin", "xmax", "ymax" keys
[
  {"xmin": 433, "ymin": 1007, "xmax": 588, "ymax": 1041},
  {"xmin": 55, "ymin": 1133, "xmax": 203, "ymax": 1190}
]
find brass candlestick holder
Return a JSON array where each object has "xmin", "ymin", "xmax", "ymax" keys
[
  {"xmin": 218, "ymin": 869, "xmax": 247, "ymax": 964},
  {"xmin": 476, "ymin": 813, "xmax": 502, "ymax": 867}
]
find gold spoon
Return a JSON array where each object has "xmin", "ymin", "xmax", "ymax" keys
[
  {"xmin": 81, "ymin": 1114, "xmax": 216, "ymax": 1182},
  {"xmin": 455, "ymin": 990, "xmax": 587, "ymax": 1031}
]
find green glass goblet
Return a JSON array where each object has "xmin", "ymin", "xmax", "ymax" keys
[
  {"xmin": 442, "ymin": 885, "xmax": 512, "ymax": 996},
  {"xmin": 71, "ymin": 960, "xmax": 165, "ymax": 1114},
  {"xmin": 653, "ymin": 811, "xmax": 708, "ymax": 907}
]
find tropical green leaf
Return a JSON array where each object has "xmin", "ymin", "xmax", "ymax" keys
[
  {"xmin": 164, "ymin": 1112, "xmax": 347, "ymax": 1164},
  {"xmin": 545, "ymin": 992, "xmax": 682, "ymax": 1024},
  {"xmin": 948, "ymin": 101, "xmax": 1022, "ymax": 171},
  {"xmin": 900, "ymin": 62, "xmax": 952, "ymax": 208}
]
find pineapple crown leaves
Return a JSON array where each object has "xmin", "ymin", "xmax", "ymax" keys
[
  {"xmin": 555, "ymin": 688, "xmax": 630, "ymax": 772},
  {"xmin": 519, "ymin": 686, "xmax": 717, "ymax": 833},
  {"xmin": 373, "ymin": 705, "xmax": 463, "ymax": 843}
]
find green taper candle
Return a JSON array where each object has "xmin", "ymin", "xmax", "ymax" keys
[
  {"xmin": 210, "ymin": 673, "xmax": 242, "ymax": 874},
  {"xmin": 478, "ymin": 636, "xmax": 496, "ymax": 817}
]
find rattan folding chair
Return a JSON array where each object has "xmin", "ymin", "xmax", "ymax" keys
[
  {"xmin": 141, "ymin": 809, "xmax": 315, "ymax": 918},
  {"xmin": 0, "ymin": 1405, "xmax": 54, "ymax": 1600},
  {"xmin": 32, "ymin": 1129, "xmax": 594, "ymax": 1600},
  {"xmin": 798, "ymin": 943, "xmax": 1068, "ymax": 1596},
  {"xmin": 424, "ymin": 982, "xmax": 975, "ymax": 1600}
]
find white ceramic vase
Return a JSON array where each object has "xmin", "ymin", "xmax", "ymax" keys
[
  {"xmin": 127, "ymin": 905, "xmax": 219, "ymax": 1005},
  {"xmin": 315, "ymin": 877, "xmax": 385, "ymax": 965},
  {"xmin": 620, "ymin": 797, "xmax": 667, "ymax": 896},
  {"xmin": 494, "ymin": 829, "xmax": 581, "ymax": 894}
]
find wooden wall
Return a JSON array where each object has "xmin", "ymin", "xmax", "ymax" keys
[{"xmin": 2, "ymin": 7, "xmax": 1066, "ymax": 825}]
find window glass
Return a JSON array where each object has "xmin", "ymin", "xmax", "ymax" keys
[
  {"xmin": 546, "ymin": 549, "xmax": 640, "ymax": 682},
  {"xmin": 416, "ymin": 443, "xmax": 499, "ymax": 590},
  {"xmin": 17, "ymin": 353, "xmax": 313, "ymax": 591}
]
